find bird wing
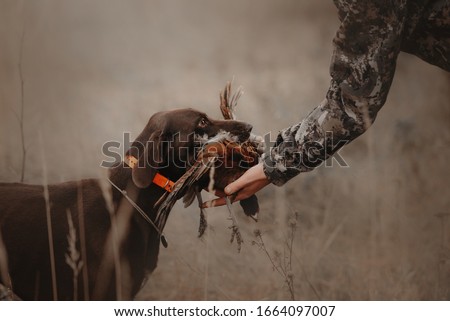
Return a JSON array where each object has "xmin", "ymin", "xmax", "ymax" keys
[{"xmin": 154, "ymin": 150, "xmax": 218, "ymax": 231}]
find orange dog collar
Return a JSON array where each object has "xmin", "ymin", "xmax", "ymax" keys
[{"xmin": 125, "ymin": 155, "xmax": 174, "ymax": 193}]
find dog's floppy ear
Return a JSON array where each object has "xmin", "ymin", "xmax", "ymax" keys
[{"xmin": 129, "ymin": 130, "xmax": 166, "ymax": 188}]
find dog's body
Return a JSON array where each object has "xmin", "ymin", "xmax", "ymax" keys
[{"xmin": 0, "ymin": 108, "xmax": 252, "ymax": 300}]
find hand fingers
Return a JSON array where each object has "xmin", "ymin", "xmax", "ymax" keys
[
  {"xmin": 202, "ymin": 163, "xmax": 269, "ymax": 208},
  {"xmin": 224, "ymin": 163, "xmax": 265, "ymax": 195},
  {"xmin": 212, "ymin": 189, "xmax": 227, "ymax": 197},
  {"xmin": 224, "ymin": 179, "xmax": 244, "ymax": 196},
  {"xmin": 202, "ymin": 194, "xmax": 238, "ymax": 208},
  {"xmin": 202, "ymin": 197, "xmax": 226, "ymax": 208},
  {"xmin": 202, "ymin": 188, "xmax": 227, "ymax": 197}
]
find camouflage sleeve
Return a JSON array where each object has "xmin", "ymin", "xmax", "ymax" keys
[{"xmin": 263, "ymin": 1, "xmax": 408, "ymax": 186}]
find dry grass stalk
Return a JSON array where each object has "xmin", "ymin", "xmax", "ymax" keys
[
  {"xmin": 0, "ymin": 229, "xmax": 13, "ymax": 300},
  {"xmin": 252, "ymin": 214, "xmax": 299, "ymax": 300},
  {"xmin": 65, "ymin": 209, "xmax": 83, "ymax": 300},
  {"xmin": 226, "ymin": 197, "xmax": 243, "ymax": 252},
  {"xmin": 10, "ymin": 21, "xmax": 27, "ymax": 182},
  {"xmin": 93, "ymin": 176, "xmax": 135, "ymax": 300},
  {"xmin": 0, "ymin": 230, "xmax": 10, "ymax": 287},
  {"xmin": 18, "ymin": 22, "xmax": 27, "ymax": 183},
  {"xmin": 76, "ymin": 182, "xmax": 90, "ymax": 300},
  {"xmin": 195, "ymin": 191, "xmax": 208, "ymax": 238},
  {"xmin": 40, "ymin": 132, "xmax": 58, "ymax": 300},
  {"xmin": 98, "ymin": 176, "xmax": 122, "ymax": 300}
]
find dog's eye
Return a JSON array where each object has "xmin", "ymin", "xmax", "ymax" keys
[{"xmin": 198, "ymin": 118, "xmax": 208, "ymax": 128}]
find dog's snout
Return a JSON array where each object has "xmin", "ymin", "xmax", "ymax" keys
[
  {"xmin": 231, "ymin": 121, "xmax": 252, "ymax": 141},
  {"xmin": 237, "ymin": 121, "xmax": 252, "ymax": 137},
  {"xmin": 231, "ymin": 121, "xmax": 252, "ymax": 133}
]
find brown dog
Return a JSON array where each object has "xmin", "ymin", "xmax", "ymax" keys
[{"xmin": 0, "ymin": 108, "xmax": 252, "ymax": 300}]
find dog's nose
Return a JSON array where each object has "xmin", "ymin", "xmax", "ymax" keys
[
  {"xmin": 237, "ymin": 123, "xmax": 252, "ymax": 141},
  {"xmin": 244, "ymin": 124, "xmax": 253, "ymax": 132}
]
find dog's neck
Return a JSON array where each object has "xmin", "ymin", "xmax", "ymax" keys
[
  {"xmin": 107, "ymin": 164, "xmax": 166, "ymax": 213},
  {"xmin": 107, "ymin": 162, "xmax": 172, "ymax": 277},
  {"xmin": 107, "ymin": 154, "xmax": 189, "ymax": 237},
  {"xmin": 125, "ymin": 155, "xmax": 175, "ymax": 193}
]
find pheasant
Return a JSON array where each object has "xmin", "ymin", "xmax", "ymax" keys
[{"xmin": 155, "ymin": 82, "xmax": 264, "ymax": 243}]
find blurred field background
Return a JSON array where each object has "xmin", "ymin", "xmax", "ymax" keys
[{"xmin": 1, "ymin": 0, "xmax": 449, "ymax": 300}]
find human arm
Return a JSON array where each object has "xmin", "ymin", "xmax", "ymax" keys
[{"xmin": 204, "ymin": 1, "xmax": 408, "ymax": 207}]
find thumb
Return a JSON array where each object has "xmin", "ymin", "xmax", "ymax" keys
[
  {"xmin": 224, "ymin": 176, "xmax": 246, "ymax": 195},
  {"xmin": 224, "ymin": 182, "xmax": 236, "ymax": 195},
  {"xmin": 224, "ymin": 163, "xmax": 264, "ymax": 195}
]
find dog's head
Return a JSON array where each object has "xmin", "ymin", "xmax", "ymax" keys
[{"xmin": 126, "ymin": 108, "xmax": 253, "ymax": 188}]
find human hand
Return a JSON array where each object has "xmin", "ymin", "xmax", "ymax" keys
[{"xmin": 202, "ymin": 163, "xmax": 270, "ymax": 208}]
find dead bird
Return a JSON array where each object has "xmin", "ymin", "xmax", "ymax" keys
[{"xmin": 155, "ymin": 82, "xmax": 265, "ymax": 239}]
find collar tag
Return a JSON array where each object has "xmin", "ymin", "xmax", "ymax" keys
[{"xmin": 125, "ymin": 155, "xmax": 174, "ymax": 193}]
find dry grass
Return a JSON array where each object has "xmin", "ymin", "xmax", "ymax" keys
[
  {"xmin": 92, "ymin": 176, "xmax": 131, "ymax": 300},
  {"xmin": 65, "ymin": 209, "xmax": 83, "ymax": 300},
  {"xmin": 76, "ymin": 181, "xmax": 90, "ymax": 300},
  {"xmin": 0, "ymin": 230, "xmax": 11, "ymax": 291},
  {"xmin": 252, "ymin": 222, "xmax": 296, "ymax": 300},
  {"xmin": 40, "ymin": 133, "xmax": 58, "ymax": 300}
]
